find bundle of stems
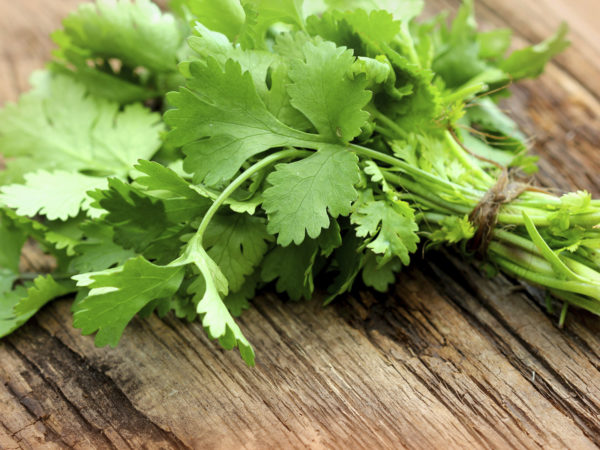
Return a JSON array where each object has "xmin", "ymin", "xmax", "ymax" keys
[{"xmin": 358, "ymin": 127, "xmax": 600, "ymax": 322}]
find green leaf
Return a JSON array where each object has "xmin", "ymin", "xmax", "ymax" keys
[
  {"xmin": 325, "ymin": 230, "xmax": 364, "ymax": 304},
  {"xmin": 429, "ymin": 215, "xmax": 475, "ymax": 245},
  {"xmin": 500, "ymin": 23, "xmax": 569, "ymax": 80},
  {"xmin": 73, "ymin": 257, "xmax": 184, "ymax": 347},
  {"xmin": 362, "ymin": 251, "xmax": 402, "ymax": 291},
  {"xmin": 252, "ymin": 0, "xmax": 305, "ymax": 27},
  {"xmin": 261, "ymin": 239, "xmax": 318, "ymax": 300},
  {"xmin": 0, "ymin": 73, "xmax": 163, "ymax": 182},
  {"xmin": 0, "ymin": 208, "xmax": 50, "ymax": 250},
  {"xmin": 172, "ymin": 0, "xmax": 246, "ymax": 41},
  {"xmin": 288, "ymin": 40, "xmax": 371, "ymax": 141},
  {"xmin": 178, "ymin": 243, "xmax": 255, "ymax": 365},
  {"xmin": 307, "ymin": 8, "xmax": 401, "ymax": 53},
  {"xmin": 0, "ymin": 213, "xmax": 27, "ymax": 274},
  {"xmin": 0, "ymin": 270, "xmax": 17, "ymax": 295},
  {"xmin": 224, "ymin": 271, "xmax": 260, "ymax": 317},
  {"xmin": 466, "ymin": 98, "xmax": 525, "ymax": 141},
  {"xmin": 432, "ymin": 0, "xmax": 487, "ymax": 88},
  {"xmin": 351, "ymin": 196, "xmax": 419, "ymax": 265},
  {"xmin": 69, "ymin": 222, "xmax": 136, "ymax": 273},
  {"xmin": 204, "ymin": 213, "xmax": 272, "ymax": 292},
  {"xmin": 133, "ymin": 160, "xmax": 211, "ymax": 222},
  {"xmin": 44, "ymin": 217, "xmax": 85, "ymax": 257},
  {"xmin": 324, "ymin": 0, "xmax": 424, "ymax": 23},
  {"xmin": 477, "ymin": 29, "xmax": 512, "ymax": 60},
  {"xmin": 261, "ymin": 222, "xmax": 339, "ymax": 299},
  {"xmin": 14, "ymin": 276, "xmax": 76, "ymax": 318},
  {"xmin": 187, "ymin": 23, "xmax": 278, "ymax": 99},
  {"xmin": 167, "ymin": 38, "xmax": 372, "ymax": 188},
  {"xmin": 0, "ymin": 212, "xmax": 27, "ymax": 294},
  {"xmin": 1, "ymin": 276, "xmax": 76, "ymax": 338},
  {"xmin": 165, "ymin": 58, "xmax": 312, "ymax": 186},
  {"xmin": 243, "ymin": 0, "xmax": 306, "ymax": 41},
  {"xmin": 0, "ymin": 171, "xmax": 106, "ymax": 221},
  {"xmin": 263, "ymin": 145, "xmax": 360, "ymax": 245},
  {"xmin": 0, "ymin": 287, "xmax": 28, "ymax": 337},
  {"xmin": 52, "ymin": 0, "xmax": 183, "ymax": 102},
  {"xmin": 170, "ymin": 295, "xmax": 199, "ymax": 322},
  {"xmin": 92, "ymin": 178, "xmax": 169, "ymax": 253}
]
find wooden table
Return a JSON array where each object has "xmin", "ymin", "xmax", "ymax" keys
[{"xmin": 1, "ymin": 1, "xmax": 600, "ymax": 448}]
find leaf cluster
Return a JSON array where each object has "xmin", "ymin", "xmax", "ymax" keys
[{"xmin": 2, "ymin": 0, "xmax": 595, "ymax": 366}]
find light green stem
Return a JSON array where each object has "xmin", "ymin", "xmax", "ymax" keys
[
  {"xmin": 444, "ymin": 130, "xmax": 494, "ymax": 185},
  {"xmin": 195, "ymin": 149, "xmax": 309, "ymax": 242}
]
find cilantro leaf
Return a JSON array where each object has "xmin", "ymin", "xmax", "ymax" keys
[
  {"xmin": 0, "ymin": 73, "xmax": 163, "ymax": 182},
  {"xmin": 500, "ymin": 23, "xmax": 569, "ymax": 80},
  {"xmin": 187, "ymin": 23, "xmax": 278, "ymax": 99},
  {"xmin": 325, "ymin": 229, "xmax": 364, "ymax": 304},
  {"xmin": 0, "ymin": 287, "xmax": 28, "ymax": 337},
  {"xmin": 171, "ymin": 0, "xmax": 246, "ymax": 41},
  {"xmin": 0, "ymin": 213, "xmax": 27, "ymax": 276},
  {"xmin": 430, "ymin": 215, "xmax": 475, "ymax": 245},
  {"xmin": 52, "ymin": 0, "xmax": 184, "ymax": 102},
  {"xmin": 1, "ymin": 276, "xmax": 76, "ymax": 338},
  {"xmin": 14, "ymin": 276, "xmax": 76, "ymax": 321},
  {"xmin": 0, "ymin": 171, "xmax": 106, "ymax": 221},
  {"xmin": 133, "ymin": 160, "xmax": 211, "ymax": 223},
  {"xmin": 288, "ymin": 40, "xmax": 371, "ymax": 141},
  {"xmin": 263, "ymin": 145, "xmax": 360, "ymax": 245},
  {"xmin": 432, "ymin": 0, "xmax": 486, "ymax": 88},
  {"xmin": 165, "ymin": 58, "xmax": 313, "ymax": 186},
  {"xmin": 244, "ymin": 0, "xmax": 306, "ymax": 42},
  {"xmin": 69, "ymin": 222, "xmax": 136, "ymax": 273},
  {"xmin": 224, "ymin": 272, "xmax": 259, "ymax": 317},
  {"xmin": 261, "ymin": 222, "xmax": 340, "ymax": 299},
  {"xmin": 324, "ymin": 0, "xmax": 424, "ymax": 23},
  {"xmin": 204, "ymin": 213, "xmax": 271, "ymax": 292},
  {"xmin": 362, "ymin": 251, "xmax": 402, "ymax": 291},
  {"xmin": 91, "ymin": 178, "xmax": 170, "ymax": 253},
  {"xmin": 261, "ymin": 240, "xmax": 318, "ymax": 300},
  {"xmin": 44, "ymin": 218, "xmax": 86, "ymax": 257},
  {"xmin": 180, "ymin": 244, "xmax": 255, "ymax": 365},
  {"xmin": 351, "ymin": 195, "xmax": 419, "ymax": 265},
  {"xmin": 477, "ymin": 29, "xmax": 512, "ymax": 60},
  {"xmin": 0, "ymin": 211, "xmax": 28, "ymax": 294},
  {"xmin": 73, "ymin": 257, "xmax": 184, "ymax": 347}
]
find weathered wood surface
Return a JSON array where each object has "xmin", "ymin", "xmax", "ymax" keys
[{"xmin": 1, "ymin": 0, "xmax": 600, "ymax": 448}]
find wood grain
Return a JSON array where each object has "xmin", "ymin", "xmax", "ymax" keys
[{"xmin": 1, "ymin": 1, "xmax": 600, "ymax": 448}]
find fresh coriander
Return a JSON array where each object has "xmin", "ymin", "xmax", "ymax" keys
[{"xmin": 1, "ymin": 0, "xmax": 598, "ymax": 366}]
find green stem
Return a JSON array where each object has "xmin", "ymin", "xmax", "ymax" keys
[
  {"xmin": 488, "ymin": 241, "xmax": 555, "ymax": 277},
  {"xmin": 368, "ymin": 109, "xmax": 407, "ymax": 138},
  {"xmin": 195, "ymin": 149, "xmax": 309, "ymax": 242},
  {"xmin": 403, "ymin": 196, "xmax": 457, "ymax": 216},
  {"xmin": 493, "ymin": 228, "xmax": 541, "ymax": 255},
  {"xmin": 444, "ymin": 81, "xmax": 488, "ymax": 104},
  {"xmin": 350, "ymin": 143, "xmax": 482, "ymax": 198},
  {"xmin": 491, "ymin": 253, "xmax": 600, "ymax": 299},
  {"xmin": 444, "ymin": 130, "xmax": 495, "ymax": 185},
  {"xmin": 374, "ymin": 125, "xmax": 397, "ymax": 140},
  {"xmin": 395, "ymin": 176, "xmax": 472, "ymax": 214}
]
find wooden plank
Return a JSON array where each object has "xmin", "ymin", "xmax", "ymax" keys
[{"xmin": 1, "ymin": 1, "xmax": 599, "ymax": 448}]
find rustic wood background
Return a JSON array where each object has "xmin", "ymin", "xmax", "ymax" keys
[{"xmin": 1, "ymin": 0, "xmax": 600, "ymax": 448}]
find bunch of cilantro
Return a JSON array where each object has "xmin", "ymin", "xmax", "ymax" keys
[{"xmin": 1, "ymin": 0, "xmax": 599, "ymax": 366}]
